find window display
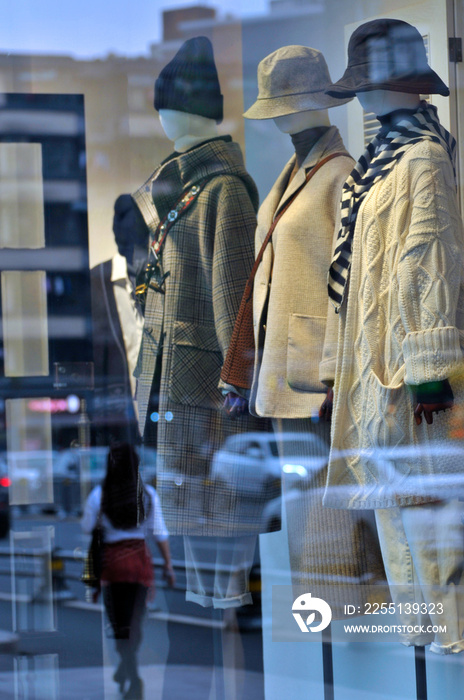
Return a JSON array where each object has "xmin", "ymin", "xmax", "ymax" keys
[{"xmin": 1, "ymin": 2, "xmax": 464, "ymax": 699}]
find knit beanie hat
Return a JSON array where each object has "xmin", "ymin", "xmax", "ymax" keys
[{"xmin": 154, "ymin": 36, "xmax": 224, "ymax": 123}]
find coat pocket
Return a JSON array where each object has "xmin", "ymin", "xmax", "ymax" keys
[
  {"xmin": 287, "ymin": 314, "xmax": 326, "ymax": 392},
  {"xmin": 169, "ymin": 322, "xmax": 223, "ymax": 409},
  {"xmin": 365, "ymin": 366, "xmax": 408, "ymax": 441},
  {"xmin": 359, "ymin": 367, "xmax": 412, "ymax": 485}
]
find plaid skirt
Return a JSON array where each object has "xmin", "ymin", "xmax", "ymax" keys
[{"xmin": 101, "ymin": 539, "xmax": 154, "ymax": 589}]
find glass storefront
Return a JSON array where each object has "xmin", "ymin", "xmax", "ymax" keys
[{"xmin": 1, "ymin": 1, "xmax": 464, "ymax": 698}]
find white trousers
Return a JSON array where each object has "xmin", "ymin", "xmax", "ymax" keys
[
  {"xmin": 184, "ymin": 535, "xmax": 256, "ymax": 609},
  {"xmin": 375, "ymin": 500, "xmax": 464, "ymax": 654}
]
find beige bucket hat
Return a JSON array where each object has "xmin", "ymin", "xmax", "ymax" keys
[{"xmin": 244, "ymin": 45, "xmax": 352, "ymax": 119}]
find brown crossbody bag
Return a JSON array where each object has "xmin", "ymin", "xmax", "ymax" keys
[{"xmin": 220, "ymin": 152, "xmax": 346, "ymax": 390}]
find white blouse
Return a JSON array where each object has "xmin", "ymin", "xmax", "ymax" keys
[{"xmin": 81, "ymin": 484, "xmax": 169, "ymax": 544}]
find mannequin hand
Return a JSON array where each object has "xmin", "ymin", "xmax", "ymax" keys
[
  {"xmin": 319, "ymin": 387, "xmax": 333, "ymax": 422},
  {"xmin": 223, "ymin": 392, "xmax": 248, "ymax": 419},
  {"xmin": 163, "ymin": 564, "xmax": 176, "ymax": 587},
  {"xmin": 414, "ymin": 401, "xmax": 454, "ymax": 426}
]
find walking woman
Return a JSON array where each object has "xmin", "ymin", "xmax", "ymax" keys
[{"xmin": 82, "ymin": 442, "xmax": 175, "ymax": 699}]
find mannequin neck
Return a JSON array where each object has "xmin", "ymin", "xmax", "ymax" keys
[
  {"xmin": 273, "ymin": 109, "xmax": 331, "ymax": 135},
  {"xmin": 356, "ymin": 90, "xmax": 421, "ymax": 117},
  {"xmin": 159, "ymin": 109, "xmax": 218, "ymax": 153},
  {"xmin": 291, "ymin": 126, "xmax": 330, "ymax": 167}
]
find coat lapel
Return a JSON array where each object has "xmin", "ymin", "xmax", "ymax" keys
[{"xmin": 256, "ymin": 157, "xmax": 295, "ymax": 244}]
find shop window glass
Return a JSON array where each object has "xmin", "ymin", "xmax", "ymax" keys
[
  {"xmin": 0, "ymin": 143, "xmax": 45, "ymax": 249},
  {"xmin": 6, "ymin": 397, "xmax": 54, "ymax": 505},
  {"xmin": 2, "ymin": 270, "xmax": 49, "ymax": 377}
]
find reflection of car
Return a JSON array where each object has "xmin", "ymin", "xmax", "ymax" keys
[
  {"xmin": 211, "ymin": 431, "xmax": 329, "ymax": 496},
  {"xmin": 138, "ymin": 447, "xmax": 158, "ymax": 487},
  {"xmin": 55, "ymin": 445, "xmax": 158, "ymax": 488},
  {"xmin": 261, "ymin": 439, "xmax": 464, "ymax": 531},
  {"xmin": 4, "ymin": 450, "xmax": 56, "ymax": 506},
  {"xmin": 53, "ymin": 445, "xmax": 158, "ymax": 514}
]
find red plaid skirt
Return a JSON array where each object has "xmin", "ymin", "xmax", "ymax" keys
[{"xmin": 101, "ymin": 539, "xmax": 154, "ymax": 588}]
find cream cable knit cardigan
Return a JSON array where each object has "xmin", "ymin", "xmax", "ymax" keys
[{"xmin": 323, "ymin": 138, "xmax": 464, "ymax": 509}]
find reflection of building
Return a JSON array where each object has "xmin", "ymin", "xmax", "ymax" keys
[
  {"xmin": 0, "ymin": 2, "xmax": 349, "ymax": 457},
  {"xmin": 0, "ymin": 93, "xmax": 92, "ymax": 512},
  {"xmin": 0, "ymin": 3, "xmax": 338, "ymax": 266},
  {"xmin": 162, "ymin": 6, "xmax": 216, "ymax": 40},
  {"xmin": 0, "ymin": 93, "xmax": 92, "ymax": 440}
]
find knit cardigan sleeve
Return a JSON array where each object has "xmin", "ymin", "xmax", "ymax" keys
[{"xmin": 397, "ymin": 141, "xmax": 464, "ymax": 386}]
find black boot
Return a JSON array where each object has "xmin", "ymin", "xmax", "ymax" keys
[
  {"xmin": 124, "ymin": 677, "xmax": 144, "ymax": 699},
  {"xmin": 113, "ymin": 659, "xmax": 127, "ymax": 694}
]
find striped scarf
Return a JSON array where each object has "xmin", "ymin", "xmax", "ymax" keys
[{"xmin": 327, "ymin": 101, "xmax": 456, "ymax": 313}]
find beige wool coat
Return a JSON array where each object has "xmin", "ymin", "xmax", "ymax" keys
[
  {"xmin": 249, "ymin": 126, "xmax": 353, "ymax": 418},
  {"xmin": 248, "ymin": 128, "xmax": 387, "ymax": 609}
]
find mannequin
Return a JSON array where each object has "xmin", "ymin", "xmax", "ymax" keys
[
  {"xmin": 226, "ymin": 105, "xmax": 331, "ymax": 419},
  {"xmin": 357, "ymin": 88, "xmax": 454, "ymax": 432},
  {"xmin": 325, "ymin": 19, "xmax": 464, "ymax": 653},
  {"xmin": 228, "ymin": 45, "xmax": 386, "ymax": 613},
  {"xmin": 90, "ymin": 195, "xmax": 146, "ymax": 445},
  {"xmin": 225, "ymin": 46, "xmax": 388, "ymax": 700},
  {"xmin": 132, "ymin": 36, "xmax": 273, "ymax": 615}
]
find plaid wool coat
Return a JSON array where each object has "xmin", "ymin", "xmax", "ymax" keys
[{"xmin": 132, "ymin": 137, "xmax": 273, "ymax": 536}]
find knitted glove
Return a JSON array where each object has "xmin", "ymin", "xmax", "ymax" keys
[{"xmin": 413, "ymin": 379, "xmax": 454, "ymax": 426}]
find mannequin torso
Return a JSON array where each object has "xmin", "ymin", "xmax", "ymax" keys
[
  {"xmin": 325, "ymin": 96, "xmax": 464, "ymax": 507},
  {"xmin": 355, "ymin": 91, "xmax": 452, "ymax": 424},
  {"xmin": 249, "ymin": 122, "xmax": 352, "ymax": 418}
]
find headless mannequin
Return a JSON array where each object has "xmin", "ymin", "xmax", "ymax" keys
[
  {"xmin": 319, "ymin": 90, "xmax": 454, "ymax": 425},
  {"xmin": 156, "ymin": 105, "xmax": 256, "ymax": 700},
  {"xmin": 224, "ymin": 109, "xmax": 332, "ymax": 419},
  {"xmin": 356, "ymin": 89, "xmax": 420, "ymax": 116},
  {"xmin": 356, "ymin": 90, "xmax": 453, "ymax": 426},
  {"xmin": 333, "ymin": 87, "xmax": 464, "ymax": 655},
  {"xmin": 273, "ymin": 108, "xmax": 330, "ymax": 133},
  {"xmin": 158, "ymin": 109, "xmax": 218, "ymax": 153},
  {"xmin": 158, "ymin": 105, "xmax": 257, "ymax": 603}
]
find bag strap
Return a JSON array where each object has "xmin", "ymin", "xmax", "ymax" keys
[
  {"xmin": 246, "ymin": 152, "xmax": 347, "ymax": 293},
  {"xmin": 135, "ymin": 176, "xmax": 217, "ymax": 302},
  {"xmin": 149, "ymin": 176, "xmax": 215, "ymax": 259}
]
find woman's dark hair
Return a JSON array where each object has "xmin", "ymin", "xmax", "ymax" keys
[{"xmin": 101, "ymin": 442, "xmax": 150, "ymax": 530}]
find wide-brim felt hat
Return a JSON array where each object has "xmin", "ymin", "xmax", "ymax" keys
[
  {"xmin": 243, "ymin": 46, "xmax": 352, "ymax": 120},
  {"xmin": 326, "ymin": 19, "xmax": 449, "ymax": 98}
]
